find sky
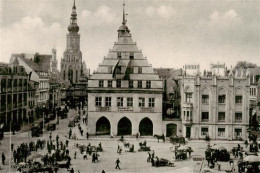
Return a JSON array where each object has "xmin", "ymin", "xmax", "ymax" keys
[{"xmin": 0, "ymin": 0, "xmax": 259, "ymax": 72}]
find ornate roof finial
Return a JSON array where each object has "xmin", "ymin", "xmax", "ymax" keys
[
  {"xmin": 122, "ymin": 0, "xmax": 126, "ymax": 25},
  {"xmin": 68, "ymin": 0, "xmax": 79, "ymax": 33},
  {"xmin": 73, "ymin": 0, "xmax": 76, "ymax": 9}
]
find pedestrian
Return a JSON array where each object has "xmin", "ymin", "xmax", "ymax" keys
[
  {"xmin": 86, "ymin": 132, "xmax": 89, "ymax": 140},
  {"xmin": 92, "ymin": 153, "xmax": 96, "ymax": 163},
  {"xmin": 83, "ymin": 151, "xmax": 87, "ymax": 160},
  {"xmin": 11, "ymin": 143, "xmax": 14, "ymax": 151},
  {"xmin": 147, "ymin": 152, "xmax": 151, "ymax": 162},
  {"xmin": 66, "ymin": 140, "xmax": 69, "ymax": 147},
  {"xmin": 95, "ymin": 152, "xmax": 99, "ymax": 162},
  {"xmin": 2, "ymin": 153, "xmax": 5, "ymax": 165},
  {"xmin": 245, "ymin": 140, "xmax": 248, "ymax": 148},
  {"xmin": 74, "ymin": 151, "xmax": 77, "ymax": 159},
  {"xmin": 69, "ymin": 129, "xmax": 72, "ymax": 139},
  {"xmin": 70, "ymin": 168, "xmax": 74, "ymax": 173},
  {"xmin": 102, "ymin": 170, "xmax": 105, "ymax": 173},
  {"xmin": 218, "ymin": 163, "xmax": 221, "ymax": 171},
  {"xmin": 115, "ymin": 158, "xmax": 121, "ymax": 169}
]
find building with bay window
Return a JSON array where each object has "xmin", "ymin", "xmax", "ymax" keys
[
  {"xmin": 87, "ymin": 4, "xmax": 163, "ymax": 136},
  {"xmin": 181, "ymin": 63, "xmax": 250, "ymax": 140}
]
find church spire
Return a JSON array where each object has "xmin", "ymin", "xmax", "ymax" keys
[{"xmin": 68, "ymin": 0, "xmax": 79, "ymax": 33}]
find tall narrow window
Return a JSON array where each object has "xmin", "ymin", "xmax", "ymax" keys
[
  {"xmin": 127, "ymin": 97, "xmax": 133, "ymax": 107},
  {"xmin": 95, "ymin": 97, "xmax": 102, "ymax": 107},
  {"xmin": 138, "ymin": 67, "xmax": 142, "ymax": 74},
  {"xmin": 138, "ymin": 81, "xmax": 142, "ymax": 88},
  {"xmin": 105, "ymin": 97, "xmax": 111, "ymax": 107},
  {"xmin": 138, "ymin": 97, "xmax": 145, "ymax": 107},
  {"xmin": 186, "ymin": 93, "xmax": 192, "ymax": 103},
  {"xmin": 116, "ymin": 80, "xmax": 121, "ymax": 88},
  {"xmin": 129, "ymin": 80, "xmax": 133, "ymax": 88},
  {"xmin": 146, "ymin": 81, "xmax": 151, "ymax": 89},
  {"xmin": 117, "ymin": 97, "xmax": 123, "ymax": 107},
  {"xmin": 107, "ymin": 80, "xmax": 113, "ymax": 87},
  {"xmin": 149, "ymin": 98, "xmax": 155, "ymax": 107},
  {"xmin": 99, "ymin": 80, "xmax": 104, "ymax": 87}
]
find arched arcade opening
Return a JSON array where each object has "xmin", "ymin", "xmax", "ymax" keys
[
  {"xmin": 139, "ymin": 117, "xmax": 153, "ymax": 136},
  {"xmin": 117, "ymin": 117, "xmax": 132, "ymax": 136},
  {"xmin": 166, "ymin": 123, "xmax": 177, "ymax": 137},
  {"xmin": 96, "ymin": 116, "xmax": 111, "ymax": 135}
]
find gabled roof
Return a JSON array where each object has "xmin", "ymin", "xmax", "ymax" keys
[{"xmin": 12, "ymin": 53, "xmax": 51, "ymax": 73}]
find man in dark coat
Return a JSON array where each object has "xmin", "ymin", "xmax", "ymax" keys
[{"xmin": 115, "ymin": 158, "xmax": 121, "ymax": 169}]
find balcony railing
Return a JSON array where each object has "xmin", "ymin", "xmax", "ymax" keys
[
  {"xmin": 96, "ymin": 106, "xmax": 111, "ymax": 112},
  {"xmin": 183, "ymin": 118, "xmax": 192, "ymax": 124},
  {"xmin": 201, "ymin": 119, "xmax": 209, "ymax": 122},
  {"xmin": 235, "ymin": 119, "xmax": 242, "ymax": 123}
]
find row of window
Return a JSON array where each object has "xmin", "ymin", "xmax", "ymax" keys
[
  {"xmin": 200, "ymin": 112, "xmax": 243, "ymax": 122},
  {"xmin": 117, "ymin": 52, "xmax": 135, "ymax": 60},
  {"xmin": 98, "ymin": 80, "xmax": 151, "ymax": 89},
  {"xmin": 107, "ymin": 66, "xmax": 142, "ymax": 74},
  {"xmin": 201, "ymin": 127, "xmax": 242, "ymax": 137},
  {"xmin": 95, "ymin": 97, "xmax": 155, "ymax": 108},
  {"xmin": 39, "ymin": 81, "xmax": 49, "ymax": 90},
  {"xmin": 186, "ymin": 93, "xmax": 243, "ymax": 104},
  {"xmin": 249, "ymin": 88, "xmax": 257, "ymax": 96}
]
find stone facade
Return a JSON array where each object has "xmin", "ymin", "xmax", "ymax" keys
[
  {"xmin": 181, "ymin": 65, "xmax": 250, "ymax": 140},
  {"xmin": 87, "ymin": 4, "xmax": 163, "ymax": 136},
  {"xmin": 0, "ymin": 61, "xmax": 29, "ymax": 131},
  {"xmin": 60, "ymin": 1, "xmax": 87, "ymax": 84}
]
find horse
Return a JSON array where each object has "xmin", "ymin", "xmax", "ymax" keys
[{"xmin": 154, "ymin": 134, "xmax": 165, "ymax": 143}]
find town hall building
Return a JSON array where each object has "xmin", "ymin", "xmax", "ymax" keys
[{"xmin": 87, "ymin": 4, "xmax": 164, "ymax": 136}]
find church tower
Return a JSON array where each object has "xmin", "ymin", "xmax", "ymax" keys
[{"xmin": 60, "ymin": 0, "xmax": 83, "ymax": 84}]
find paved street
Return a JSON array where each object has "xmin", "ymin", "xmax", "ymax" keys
[{"xmin": 0, "ymin": 109, "xmax": 250, "ymax": 173}]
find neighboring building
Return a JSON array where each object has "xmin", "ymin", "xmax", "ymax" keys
[
  {"xmin": 10, "ymin": 53, "xmax": 53, "ymax": 107},
  {"xmin": 60, "ymin": 1, "xmax": 88, "ymax": 84},
  {"xmin": 235, "ymin": 65, "xmax": 260, "ymax": 126},
  {"xmin": 0, "ymin": 61, "xmax": 29, "ymax": 131},
  {"xmin": 181, "ymin": 63, "xmax": 250, "ymax": 140},
  {"xmin": 257, "ymin": 80, "xmax": 260, "ymax": 122},
  {"xmin": 87, "ymin": 4, "xmax": 163, "ymax": 136},
  {"xmin": 154, "ymin": 68, "xmax": 182, "ymax": 137}
]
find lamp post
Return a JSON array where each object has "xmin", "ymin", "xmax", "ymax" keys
[
  {"xmin": 42, "ymin": 106, "xmax": 45, "ymax": 132},
  {"xmin": 9, "ymin": 120, "xmax": 12, "ymax": 172}
]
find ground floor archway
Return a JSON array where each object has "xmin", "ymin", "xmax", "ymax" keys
[
  {"xmin": 166, "ymin": 123, "xmax": 177, "ymax": 137},
  {"xmin": 117, "ymin": 117, "xmax": 132, "ymax": 136},
  {"xmin": 139, "ymin": 117, "xmax": 153, "ymax": 136},
  {"xmin": 96, "ymin": 116, "xmax": 110, "ymax": 135}
]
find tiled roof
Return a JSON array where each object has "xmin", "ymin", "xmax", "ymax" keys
[{"xmin": 12, "ymin": 53, "xmax": 51, "ymax": 73}]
